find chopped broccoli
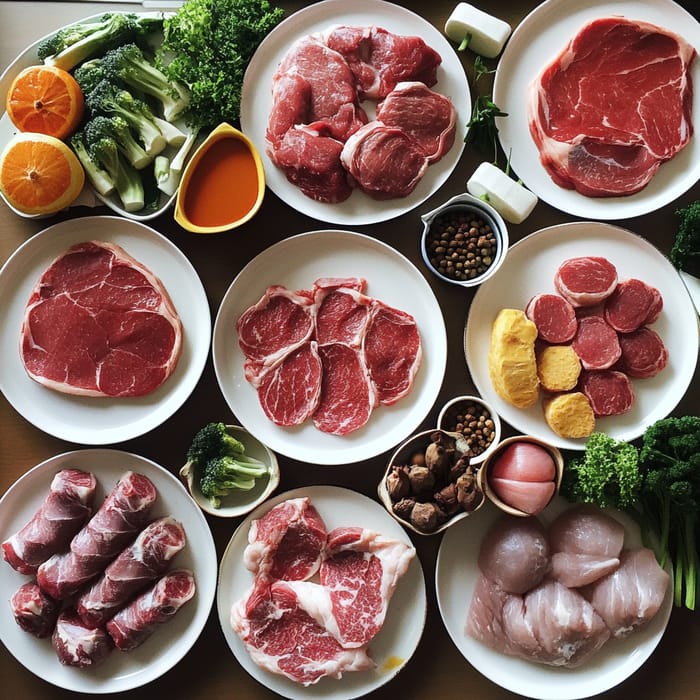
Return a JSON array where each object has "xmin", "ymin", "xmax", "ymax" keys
[
  {"xmin": 84, "ymin": 118, "xmax": 144, "ymax": 211},
  {"xmin": 154, "ymin": 129, "xmax": 198, "ymax": 196},
  {"xmin": 85, "ymin": 114, "xmax": 151, "ymax": 170},
  {"xmin": 73, "ymin": 57, "xmax": 110, "ymax": 96},
  {"xmin": 85, "ymin": 80, "xmax": 166, "ymax": 156},
  {"xmin": 38, "ymin": 12, "xmax": 162, "ymax": 72},
  {"xmin": 670, "ymin": 200, "xmax": 700, "ymax": 277},
  {"xmin": 102, "ymin": 43, "xmax": 190, "ymax": 122},
  {"xmin": 187, "ymin": 422, "xmax": 247, "ymax": 465},
  {"xmin": 70, "ymin": 130, "xmax": 115, "ymax": 197}
]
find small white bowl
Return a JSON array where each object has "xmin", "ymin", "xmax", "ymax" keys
[{"xmin": 179, "ymin": 425, "xmax": 279, "ymax": 518}]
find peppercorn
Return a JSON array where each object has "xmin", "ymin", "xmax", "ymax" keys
[{"xmin": 441, "ymin": 399, "xmax": 496, "ymax": 457}]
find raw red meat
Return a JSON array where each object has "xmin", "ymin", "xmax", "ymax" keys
[
  {"xmin": 604, "ymin": 278, "xmax": 663, "ymax": 333},
  {"xmin": 376, "ymin": 81, "xmax": 456, "ymax": 162},
  {"xmin": 2, "ymin": 469, "xmax": 96, "ymax": 575},
  {"xmin": 53, "ymin": 608, "xmax": 112, "ymax": 667},
  {"xmin": 77, "ymin": 517, "xmax": 186, "ymax": 627},
  {"xmin": 313, "ymin": 278, "xmax": 372, "ymax": 346},
  {"xmin": 363, "ymin": 301, "xmax": 422, "ymax": 405},
  {"xmin": 106, "ymin": 569, "xmax": 196, "ymax": 651},
  {"xmin": 254, "ymin": 341, "xmax": 323, "ymax": 427},
  {"xmin": 554, "ymin": 256, "xmax": 618, "ymax": 307},
  {"xmin": 340, "ymin": 121, "xmax": 429, "ymax": 199},
  {"xmin": 528, "ymin": 18, "xmax": 696, "ymax": 196},
  {"xmin": 37, "ymin": 471, "xmax": 157, "ymax": 600},
  {"xmin": 524, "ymin": 293, "xmax": 577, "ymax": 343},
  {"xmin": 313, "ymin": 342, "xmax": 377, "ymax": 435},
  {"xmin": 231, "ymin": 578, "xmax": 374, "ymax": 686},
  {"xmin": 579, "ymin": 369, "xmax": 635, "ymax": 417},
  {"xmin": 244, "ymin": 497, "xmax": 327, "ymax": 582},
  {"xmin": 20, "ymin": 241, "xmax": 182, "ymax": 398},
  {"xmin": 571, "ymin": 316, "xmax": 621, "ymax": 370},
  {"xmin": 618, "ymin": 326, "xmax": 669, "ymax": 378},
  {"xmin": 10, "ymin": 581, "xmax": 59, "ymax": 638}
]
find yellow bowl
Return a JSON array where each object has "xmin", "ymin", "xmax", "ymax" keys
[{"xmin": 174, "ymin": 122, "xmax": 265, "ymax": 233}]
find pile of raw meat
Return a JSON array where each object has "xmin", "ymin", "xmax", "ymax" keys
[
  {"xmin": 3, "ymin": 469, "xmax": 195, "ymax": 667},
  {"xmin": 266, "ymin": 25, "xmax": 457, "ymax": 202},
  {"xmin": 527, "ymin": 255, "xmax": 668, "ymax": 418},
  {"xmin": 528, "ymin": 17, "xmax": 696, "ymax": 197},
  {"xmin": 237, "ymin": 277, "xmax": 422, "ymax": 435},
  {"xmin": 467, "ymin": 503, "xmax": 669, "ymax": 667},
  {"xmin": 231, "ymin": 497, "xmax": 415, "ymax": 685}
]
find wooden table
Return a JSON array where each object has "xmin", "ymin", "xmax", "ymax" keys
[{"xmin": 1, "ymin": 1, "xmax": 698, "ymax": 698}]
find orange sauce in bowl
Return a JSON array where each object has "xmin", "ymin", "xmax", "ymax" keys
[{"xmin": 182, "ymin": 137, "xmax": 260, "ymax": 229}]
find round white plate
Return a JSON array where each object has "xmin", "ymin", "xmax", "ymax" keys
[
  {"xmin": 493, "ymin": 0, "xmax": 700, "ymax": 219},
  {"xmin": 217, "ymin": 485, "xmax": 426, "ymax": 700},
  {"xmin": 436, "ymin": 497, "xmax": 673, "ymax": 699},
  {"xmin": 0, "ymin": 12, "xmax": 188, "ymax": 222},
  {"xmin": 212, "ymin": 229, "xmax": 447, "ymax": 465},
  {"xmin": 0, "ymin": 449, "xmax": 217, "ymax": 694},
  {"xmin": 0, "ymin": 216, "xmax": 211, "ymax": 444},
  {"xmin": 239, "ymin": 0, "xmax": 469, "ymax": 225},
  {"xmin": 464, "ymin": 222, "xmax": 699, "ymax": 450}
]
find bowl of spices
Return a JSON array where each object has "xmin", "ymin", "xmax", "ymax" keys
[
  {"xmin": 420, "ymin": 192, "xmax": 508, "ymax": 287},
  {"xmin": 437, "ymin": 394, "xmax": 501, "ymax": 464}
]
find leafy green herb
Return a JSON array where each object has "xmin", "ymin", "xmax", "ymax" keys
[{"xmin": 464, "ymin": 95, "xmax": 508, "ymax": 163}]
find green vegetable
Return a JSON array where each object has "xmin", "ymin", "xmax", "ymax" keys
[
  {"xmin": 37, "ymin": 12, "xmax": 162, "ymax": 72},
  {"xmin": 86, "ymin": 114, "xmax": 152, "ymax": 170},
  {"xmin": 154, "ymin": 130, "xmax": 198, "ymax": 196},
  {"xmin": 156, "ymin": 0, "xmax": 285, "ymax": 131},
  {"xmin": 70, "ymin": 130, "xmax": 115, "ymax": 197},
  {"xmin": 73, "ymin": 57, "xmax": 110, "ymax": 95},
  {"xmin": 186, "ymin": 422, "xmax": 268, "ymax": 508},
  {"xmin": 670, "ymin": 200, "xmax": 700, "ymax": 277}
]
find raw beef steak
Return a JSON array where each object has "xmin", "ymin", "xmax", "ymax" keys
[
  {"xmin": 571, "ymin": 316, "xmax": 621, "ymax": 370},
  {"xmin": 554, "ymin": 256, "xmax": 618, "ymax": 307},
  {"xmin": 525, "ymin": 293, "xmax": 577, "ymax": 343},
  {"xmin": 313, "ymin": 278, "xmax": 372, "ymax": 346},
  {"xmin": 579, "ymin": 369, "xmax": 635, "ymax": 417},
  {"xmin": 617, "ymin": 326, "xmax": 668, "ymax": 378},
  {"xmin": 604, "ymin": 278, "xmax": 663, "ymax": 333},
  {"xmin": 20, "ymin": 241, "xmax": 182, "ymax": 398}
]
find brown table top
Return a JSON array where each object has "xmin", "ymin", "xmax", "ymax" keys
[{"xmin": 1, "ymin": 1, "xmax": 698, "ymax": 698}]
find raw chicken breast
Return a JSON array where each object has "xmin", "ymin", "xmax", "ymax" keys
[
  {"xmin": 549, "ymin": 503, "xmax": 625, "ymax": 558},
  {"xmin": 550, "ymin": 552, "xmax": 620, "ymax": 588},
  {"xmin": 465, "ymin": 573, "xmax": 512, "ymax": 654}
]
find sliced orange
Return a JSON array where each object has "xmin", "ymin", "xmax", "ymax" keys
[
  {"xmin": 5, "ymin": 65, "xmax": 84, "ymax": 140},
  {"xmin": 0, "ymin": 132, "xmax": 85, "ymax": 216}
]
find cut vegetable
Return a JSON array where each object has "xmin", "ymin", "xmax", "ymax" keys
[
  {"xmin": 467, "ymin": 161, "xmax": 538, "ymax": 224},
  {"xmin": 444, "ymin": 3, "xmax": 512, "ymax": 58}
]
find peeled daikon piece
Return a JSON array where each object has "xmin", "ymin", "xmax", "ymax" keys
[
  {"xmin": 444, "ymin": 3, "xmax": 512, "ymax": 58},
  {"xmin": 467, "ymin": 161, "xmax": 538, "ymax": 224}
]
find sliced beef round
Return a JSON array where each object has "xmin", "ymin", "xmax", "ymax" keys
[
  {"xmin": 571, "ymin": 316, "xmax": 621, "ymax": 370},
  {"xmin": 604, "ymin": 278, "xmax": 663, "ymax": 333},
  {"xmin": 554, "ymin": 256, "xmax": 618, "ymax": 307},
  {"xmin": 525, "ymin": 293, "xmax": 577, "ymax": 343},
  {"xmin": 579, "ymin": 369, "xmax": 635, "ymax": 417},
  {"xmin": 20, "ymin": 241, "xmax": 182, "ymax": 398},
  {"xmin": 618, "ymin": 326, "xmax": 669, "ymax": 378},
  {"xmin": 313, "ymin": 278, "xmax": 372, "ymax": 346}
]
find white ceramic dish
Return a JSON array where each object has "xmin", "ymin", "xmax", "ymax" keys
[
  {"xmin": 464, "ymin": 221, "xmax": 699, "ymax": 450},
  {"xmin": 493, "ymin": 0, "xmax": 700, "ymax": 220},
  {"xmin": 217, "ymin": 485, "xmax": 426, "ymax": 700},
  {"xmin": 0, "ymin": 449, "xmax": 217, "ymax": 693},
  {"xmin": 436, "ymin": 496, "xmax": 673, "ymax": 699},
  {"xmin": 213, "ymin": 229, "xmax": 447, "ymax": 465},
  {"xmin": 239, "ymin": 0, "xmax": 469, "ymax": 226},
  {"xmin": 0, "ymin": 11, "xmax": 190, "ymax": 222},
  {"xmin": 0, "ymin": 216, "xmax": 211, "ymax": 444}
]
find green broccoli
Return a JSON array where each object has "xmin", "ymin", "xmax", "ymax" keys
[
  {"xmin": 670, "ymin": 201, "xmax": 700, "ymax": 277},
  {"xmin": 85, "ymin": 114, "xmax": 151, "ymax": 170},
  {"xmin": 70, "ymin": 130, "xmax": 115, "ymax": 197},
  {"xmin": 102, "ymin": 43, "xmax": 190, "ymax": 122},
  {"xmin": 73, "ymin": 57, "xmax": 110, "ymax": 96}
]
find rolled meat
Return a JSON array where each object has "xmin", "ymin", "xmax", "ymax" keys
[{"xmin": 10, "ymin": 581, "xmax": 60, "ymax": 638}]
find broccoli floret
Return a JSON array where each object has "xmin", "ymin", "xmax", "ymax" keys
[
  {"xmin": 187, "ymin": 422, "xmax": 247, "ymax": 465},
  {"xmin": 102, "ymin": 43, "xmax": 190, "ymax": 122},
  {"xmin": 39, "ymin": 12, "xmax": 162, "ymax": 73},
  {"xmin": 70, "ymin": 130, "xmax": 115, "ymax": 197},
  {"xmin": 84, "ymin": 118, "xmax": 144, "ymax": 212},
  {"xmin": 84, "ymin": 114, "xmax": 151, "ymax": 170},
  {"xmin": 85, "ymin": 80, "xmax": 166, "ymax": 156},
  {"xmin": 670, "ymin": 201, "xmax": 700, "ymax": 277},
  {"xmin": 73, "ymin": 57, "xmax": 110, "ymax": 96},
  {"xmin": 199, "ymin": 455, "xmax": 268, "ymax": 508}
]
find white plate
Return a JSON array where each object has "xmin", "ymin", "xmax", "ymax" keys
[
  {"xmin": 464, "ymin": 222, "xmax": 699, "ymax": 450},
  {"xmin": 0, "ymin": 448, "xmax": 217, "ymax": 694},
  {"xmin": 493, "ymin": 0, "xmax": 700, "ymax": 219},
  {"xmin": 0, "ymin": 216, "xmax": 211, "ymax": 444},
  {"xmin": 239, "ymin": 0, "xmax": 469, "ymax": 225},
  {"xmin": 212, "ymin": 229, "xmax": 447, "ymax": 465},
  {"xmin": 0, "ymin": 12, "xmax": 189, "ymax": 222},
  {"xmin": 436, "ymin": 497, "xmax": 673, "ymax": 700},
  {"xmin": 217, "ymin": 485, "xmax": 426, "ymax": 700}
]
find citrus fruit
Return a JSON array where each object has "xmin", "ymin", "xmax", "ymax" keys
[
  {"xmin": 5, "ymin": 65, "xmax": 85, "ymax": 140},
  {"xmin": 0, "ymin": 132, "xmax": 85, "ymax": 216}
]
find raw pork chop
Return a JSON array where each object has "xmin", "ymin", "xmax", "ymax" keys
[
  {"xmin": 375, "ymin": 81, "xmax": 457, "ymax": 162},
  {"xmin": 554, "ymin": 256, "xmax": 618, "ymax": 307},
  {"xmin": 571, "ymin": 316, "xmax": 621, "ymax": 370},
  {"xmin": 618, "ymin": 326, "xmax": 669, "ymax": 378},
  {"xmin": 20, "ymin": 241, "xmax": 182, "ymax": 398},
  {"xmin": 244, "ymin": 497, "xmax": 327, "ymax": 582},
  {"xmin": 231, "ymin": 579, "xmax": 374, "ymax": 686},
  {"xmin": 524, "ymin": 293, "xmax": 577, "ymax": 343},
  {"xmin": 106, "ymin": 569, "xmax": 196, "ymax": 651},
  {"xmin": 52, "ymin": 608, "xmax": 112, "ymax": 668},
  {"xmin": 2, "ymin": 468, "xmax": 96, "ymax": 575},
  {"xmin": 604, "ymin": 278, "xmax": 663, "ymax": 333},
  {"xmin": 10, "ymin": 581, "xmax": 60, "ymax": 638},
  {"xmin": 77, "ymin": 517, "xmax": 186, "ymax": 627},
  {"xmin": 528, "ymin": 18, "xmax": 696, "ymax": 196},
  {"xmin": 37, "ymin": 471, "xmax": 157, "ymax": 600},
  {"xmin": 579, "ymin": 369, "xmax": 635, "ymax": 417}
]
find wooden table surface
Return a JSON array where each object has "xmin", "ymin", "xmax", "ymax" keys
[{"xmin": 1, "ymin": 1, "xmax": 698, "ymax": 698}]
